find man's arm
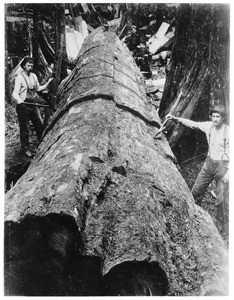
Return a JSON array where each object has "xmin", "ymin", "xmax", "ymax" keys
[
  {"xmin": 223, "ymin": 169, "xmax": 229, "ymax": 182},
  {"xmin": 36, "ymin": 77, "xmax": 54, "ymax": 92},
  {"xmin": 165, "ymin": 113, "xmax": 201, "ymax": 130},
  {"xmin": 12, "ymin": 76, "xmax": 24, "ymax": 104}
]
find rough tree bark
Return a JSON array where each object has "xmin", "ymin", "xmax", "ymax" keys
[
  {"xmin": 5, "ymin": 28, "xmax": 228, "ymax": 296},
  {"xmin": 209, "ymin": 4, "xmax": 229, "ymax": 117},
  {"xmin": 159, "ymin": 3, "xmax": 229, "ymax": 151}
]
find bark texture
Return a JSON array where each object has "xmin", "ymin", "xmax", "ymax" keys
[{"xmin": 5, "ymin": 28, "xmax": 228, "ymax": 296}]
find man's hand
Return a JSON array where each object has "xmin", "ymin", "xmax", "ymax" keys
[
  {"xmin": 48, "ymin": 77, "xmax": 54, "ymax": 84},
  {"xmin": 165, "ymin": 113, "xmax": 174, "ymax": 120},
  {"xmin": 165, "ymin": 113, "xmax": 172, "ymax": 119},
  {"xmin": 45, "ymin": 77, "xmax": 54, "ymax": 88},
  {"xmin": 165, "ymin": 114, "xmax": 181, "ymax": 124}
]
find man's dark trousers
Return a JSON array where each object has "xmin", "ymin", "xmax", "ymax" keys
[
  {"xmin": 191, "ymin": 156, "xmax": 228, "ymax": 205},
  {"xmin": 16, "ymin": 103, "xmax": 43, "ymax": 151}
]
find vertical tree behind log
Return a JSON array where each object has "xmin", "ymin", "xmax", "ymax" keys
[
  {"xmin": 159, "ymin": 3, "xmax": 229, "ymax": 151},
  {"xmin": 50, "ymin": 3, "xmax": 67, "ymax": 105},
  {"xmin": 24, "ymin": 5, "xmax": 33, "ymax": 57},
  {"xmin": 209, "ymin": 4, "xmax": 229, "ymax": 120},
  {"xmin": 5, "ymin": 21, "xmax": 10, "ymax": 102},
  {"xmin": 32, "ymin": 6, "xmax": 39, "ymax": 74}
]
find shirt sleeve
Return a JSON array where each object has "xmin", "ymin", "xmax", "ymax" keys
[
  {"xmin": 179, "ymin": 119, "xmax": 211, "ymax": 132},
  {"xmin": 12, "ymin": 75, "xmax": 24, "ymax": 104},
  {"xmin": 179, "ymin": 119, "xmax": 214, "ymax": 140},
  {"xmin": 33, "ymin": 74, "xmax": 40, "ymax": 91}
]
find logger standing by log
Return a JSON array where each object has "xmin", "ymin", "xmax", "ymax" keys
[
  {"xmin": 12, "ymin": 56, "xmax": 54, "ymax": 158},
  {"xmin": 123, "ymin": 25, "xmax": 140, "ymax": 55},
  {"xmin": 166, "ymin": 105, "xmax": 229, "ymax": 232}
]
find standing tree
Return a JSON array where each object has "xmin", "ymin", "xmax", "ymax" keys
[{"xmin": 159, "ymin": 4, "xmax": 229, "ymax": 157}]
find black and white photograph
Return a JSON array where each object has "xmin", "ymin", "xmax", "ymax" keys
[{"xmin": 3, "ymin": 1, "xmax": 231, "ymax": 297}]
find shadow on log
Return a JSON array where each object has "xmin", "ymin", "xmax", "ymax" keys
[
  {"xmin": 102, "ymin": 261, "xmax": 168, "ymax": 296},
  {"xmin": 5, "ymin": 28, "xmax": 228, "ymax": 296}
]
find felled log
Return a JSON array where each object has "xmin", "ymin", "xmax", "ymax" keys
[{"xmin": 5, "ymin": 28, "xmax": 228, "ymax": 296}]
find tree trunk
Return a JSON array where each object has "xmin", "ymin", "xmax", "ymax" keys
[
  {"xmin": 50, "ymin": 4, "xmax": 67, "ymax": 100},
  {"xmin": 5, "ymin": 32, "xmax": 10, "ymax": 102},
  {"xmin": 38, "ymin": 26, "xmax": 55, "ymax": 65},
  {"xmin": 159, "ymin": 3, "xmax": 229, "ymax": 151},
  {"xmin": 32, "ymin": 7, "xmax": 39, "ymax": 75},
  {"xmin": 209, "ymin": 4, "xmax": 229, "ymax": 120},
  {"xmin": 5, "ymin": 29, "xmax": 228, "ymax": 296}
]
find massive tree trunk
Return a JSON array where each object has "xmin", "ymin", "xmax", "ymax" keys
[
  {"xmin": 159, "ymin": 3, "xmax": 229, "ymax": 153},
  {"xmin": 5, "ymin": 28, "xmax": 228, "ymax": 296},
  {"xmin": 209, "ymin": 4, "xmax": 229, "ymax": 118}
]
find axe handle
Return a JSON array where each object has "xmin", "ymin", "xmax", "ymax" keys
[
  {"xmin": 155, "ymin": 91, "xmax": 183, "ymax": 138},
  {"xmin": 24, "ymin": 102, "xmax": 50, "ymax": 108},
  {"xmin": 154, "ymin": 119, "xmax": 170, "ymax": 137}
]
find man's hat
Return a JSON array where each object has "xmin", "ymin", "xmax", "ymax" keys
[
  {"xmin": 20, "ymin": 56, "xmax": 34, "ymax": 69},
  {"xmin": 210, "ymin": 104, "xmax": 227, "ymax": 116}
]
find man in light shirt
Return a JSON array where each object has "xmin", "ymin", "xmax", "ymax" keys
[
  {"xmin": 12, "ymin": 56, "xmax": 53, "ymax": 157},
  {"xmin": 166, "ymin": 105, "xmax": 229, "ymax": 231}
]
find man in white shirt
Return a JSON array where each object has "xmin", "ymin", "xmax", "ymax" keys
[
  {"xmin": 12, "ymin": 56, "xmax": 53, "ymax": 157},
  {"xmin": 166, "ymin": 105, "xmax": 229, "ymax": 231}
]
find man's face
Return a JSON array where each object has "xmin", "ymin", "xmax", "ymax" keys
[
  {"xmin": 211, "ymin": 112, "xmax": 223, "ymax": 127},
  {"xmin": 24, "ymin": 61, "xmax": 34, "ymax": 73}
]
